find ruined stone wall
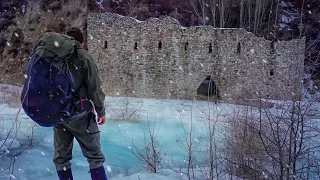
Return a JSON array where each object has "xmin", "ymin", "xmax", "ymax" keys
[{"xmin": 87, "ymin": 12, "xmax": 305, "ymax": 101}]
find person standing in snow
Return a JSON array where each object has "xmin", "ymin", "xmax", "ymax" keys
[{"xmin": 53, "ymin": 27, "xmax": 108, "ymax": 180}]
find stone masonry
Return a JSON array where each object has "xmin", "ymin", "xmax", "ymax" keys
[{"xmin": 87, "ymin": 12, "xmax": 305, "ymax": 101}]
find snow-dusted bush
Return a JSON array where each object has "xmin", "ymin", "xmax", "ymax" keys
[
  {"xmin": 106, "ymin": 97, "xmax": 143, "ymax": 123},
  {"xmin": 223, "ymin": 98, "xmax": 320, "ymax": 179}
]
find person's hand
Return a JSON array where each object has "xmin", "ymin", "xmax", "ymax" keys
[{"xmin": 97, "ymin": 116, "xmax": 106, "ymax": 125}]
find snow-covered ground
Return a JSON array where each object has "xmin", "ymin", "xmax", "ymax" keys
[
  {"xmin": 0, "ymin": 94, "xmax": 238, "ymax": 180},
  {"xmin": 1, "ymin": 81, "xmax": 320, "ymax": 180}
]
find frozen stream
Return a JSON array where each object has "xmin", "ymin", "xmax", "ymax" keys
[{"xmin": 0, "ymin": 97, "xmax": 234, "ymax": 180}]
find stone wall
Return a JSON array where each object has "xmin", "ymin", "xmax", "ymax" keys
[{"xmin": 87, "ymin": 12, "xmax": 305, "ymax": 101}]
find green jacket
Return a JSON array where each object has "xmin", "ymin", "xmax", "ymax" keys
[{"xmin": 69, "ymin": 43, "xmax": 105, "ymax": 116}]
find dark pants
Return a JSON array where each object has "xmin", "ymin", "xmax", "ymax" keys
[{"xmin": 53, "ymin": 113, "xmax": 105, "ymax": 171}]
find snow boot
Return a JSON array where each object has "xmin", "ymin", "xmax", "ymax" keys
[
  {"xmin": 90, "ymin": 166, "xmax": 108, "ymax": 180},
  {"xmin": 57, "ymin": 168, "xmax": 73, "ymax": 180}
]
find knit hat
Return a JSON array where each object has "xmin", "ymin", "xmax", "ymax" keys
[{"xmin": 66, "ymin": 27, "xmax": 84, "ymax": 43}]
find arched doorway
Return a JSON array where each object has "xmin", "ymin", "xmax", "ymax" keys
[{"xmin": 197, "ymin": 75, "xmax": 221, "ymax": 100}]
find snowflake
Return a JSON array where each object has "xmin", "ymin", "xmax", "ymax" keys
[
  {"xmin": 14, "ymin": 33, "xmax": 19, "ymax": 37},
  {"xmin": 21, "ymin": 4, "xmax": 26, "ymax": 14},
  {"xmin": 89, "ymin": 34, "xmax": 94, "ymax": 40},
  {"xmin": 54, "ymin": 41, "xmax": 60, "ymax": 47},
  {"xmin": 6, "ymin": 42, "xmax": 11, "ymax": 47},
  {"xmin": 106, "ymin": 166, "xmax": 112, "ymax": 172},
  {"xmin": 9, "ymin": 174, "xmax": 16, "ymax": 179},
  {"xmin": 118, "ymin": 125, "xmax": 121, "ymax": 127},
  {"xmin": 63, "ymin": 167, "xmax": 67, "ymax": 171},
  {"xmin": 41, "ymin": 151, "xmax": 45, "ymax": 156}
]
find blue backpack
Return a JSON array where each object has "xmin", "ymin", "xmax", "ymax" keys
[{"xmin": 21, "ymin": 32, "xmax": 79, "ymax": 127}]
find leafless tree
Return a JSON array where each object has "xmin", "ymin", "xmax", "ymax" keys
[
  {"xmin": 107, "ymin": 96, "xmax": 143, "ymax": 122},
  {"xmin": 0, "ymin": 108, "xmax": 46, "ymax": 178},
  {"xmin": 126, "ymin": 117, "xmax": 163, "ymax": 173},
  {"xmin": 165, "ymin": 104, "xmax": 198, "ymax": 180},
  {"xmin": 221, "ymin": 93, "xmax": 320, "ymax": 180},
  {"xmin": 190, "ymin": 0, "xmax": 278, "ymax": 35}
]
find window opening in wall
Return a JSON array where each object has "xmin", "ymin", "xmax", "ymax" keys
[
  {"xmin": 209, "ymin": 42, "xmax": 212, "ymax": 53},
  {"xmin": 158, "ymin": 41, "xmax": 162, "ymax": 50},
  {"xmin": 270, "ymin": 69, "xmax": 274, "ymax": 76},
  {"xmin": 270, "ymin": 41, "xmax": 275, "ymax": 54},
  {"xmin": 237, "ymin": 42, "xmax": 241, "ymax": 54},
  {"xmin": 104, "ymin": 41, "xmax": 108, "ymax": 49},
  {"xmin": 134, "ymin": 42, "xmax": 138, "ymax": 49},
  {"xmin": 185, "ymin": 42, "xmax": 188, "ymax": 51},
  {"xmin": 197, "ymin": 75, "xmax": 221, "ymax": 100}
]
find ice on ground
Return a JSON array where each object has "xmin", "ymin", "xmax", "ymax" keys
[
  {"xmin": 1, "ymin": 93, "xmax": 318, "ymax": 179},
  {"xmin": 0, "ymin": 95, "xmax": 235, "ymax": 179}
]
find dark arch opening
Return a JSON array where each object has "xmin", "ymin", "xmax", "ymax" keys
[
  {"xmin": 158, "ymin": 41, "xmax": 162, "ymax": 50},
  {"xmin": 185, "ymin": 42, "xmax": 188, "ymax": 51},
  {"xmin": 104, "ymin": 41, "xmax": 108, "ymax": 49},
  {"xmin": 209, "ymin": 42, "xmax": 212, "ymax": 53},
  {"xmin": 197, "ymin": 75, "xmax": 220, "ymax": 99},
  {"xmin": 237, "ymin": 42, "xmax": 241, "ymax": 54}
]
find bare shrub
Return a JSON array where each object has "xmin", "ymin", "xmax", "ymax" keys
[
  {"xmin": 126, "ymin": 118, "xmax": 162, "ymax": 173},
  {"xmin": 164, "ymin": 105, "xmax": 198, "ymax": 180},
  {"xmin": 0, "ymin": 109, "xmax": 46, "ymax": 178},
  {"xmin": 107, "ymin": 97, "xmax": 143, "ymax": 122},
  {"xmin": 197, "ymin": 103, "xmax": 226, "ymax": 180},
  {"xmin": 223, "ymin": 106, "xmax": 270, "ymax": 180},
  {"xmin": 222, "ymin": 97, "xmax": 320, "ymax": 180}
]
